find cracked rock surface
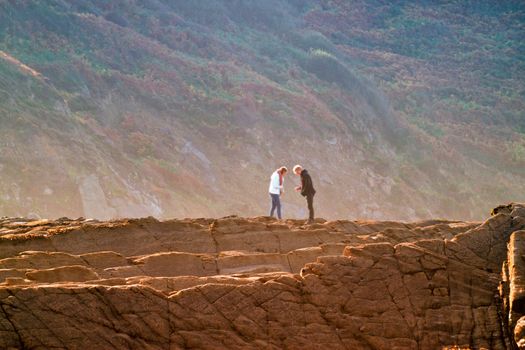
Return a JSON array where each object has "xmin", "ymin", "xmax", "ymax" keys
[{"xmin": 1, "ymin": 204, "xmax": 525, "ymax": 349}]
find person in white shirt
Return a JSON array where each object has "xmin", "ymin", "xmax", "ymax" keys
[{"xmin": 268, "ymin": 166, "xmax": 288, "ymax": 219}]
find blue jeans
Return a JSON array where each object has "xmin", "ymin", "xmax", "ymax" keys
[{"xmin": 269, "ymin": 193, "xmax": 281, "ymax": 219}]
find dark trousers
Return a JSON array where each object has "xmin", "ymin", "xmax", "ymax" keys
[
  {"xmin": 270, "ymin": 193, "xmax": 281, "ymax": 219},
  {"xmin": 306, "ymin": 194, "xmax": 314, "ymax": 220}
]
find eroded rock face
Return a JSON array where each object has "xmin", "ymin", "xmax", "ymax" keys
[
  {"xmin": 1, "ymin": 204, "xmax": 525, "ymax": 349},
  {"xmin": 501, "ymin": 227, "xmax": 525, "ymax": 349}
]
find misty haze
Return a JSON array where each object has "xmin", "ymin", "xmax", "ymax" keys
[
  {"xmin": 0, "ymin": 1, "xmax": 523, "ymax": 221},
  {"xmin": 1, "ymin": 1, "xmax": 525, "ymax": 349}
]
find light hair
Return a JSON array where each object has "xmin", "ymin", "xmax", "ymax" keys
[
  {"xmin": 279, "ymin": 166, "xmax": 288, "ymax": 173},
  {"xmin": 293, "ymin": 165, "xmax": 302, "ymax": 173}
]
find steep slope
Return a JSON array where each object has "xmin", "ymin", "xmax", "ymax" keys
[{"xmin": 0, "ymin": 1, "xmax": 524, "ymax": 220}]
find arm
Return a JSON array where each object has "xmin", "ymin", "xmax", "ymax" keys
[
  {"xmin": 270, "ymin": 172, "xmax": 279, "ymax": 192},
  {"xmin": 300, "ymin": 176, "xmax": 306, "ymax": 196},
  {"xmin": 301, "ymin": 174, "xmax": 311, "ymax": 196}
]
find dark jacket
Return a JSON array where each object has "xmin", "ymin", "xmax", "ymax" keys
[{"xmin": 300, "ymin": 169, "xmax": 316, "ymax": 197}]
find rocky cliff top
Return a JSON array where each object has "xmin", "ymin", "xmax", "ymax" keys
[{"xmin": 1, "ymin": 203, "xmax": 525, "ymax": 349}]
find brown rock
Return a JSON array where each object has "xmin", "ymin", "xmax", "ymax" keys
[
  {"xmin": 25, "ymin": 265, "xmax": 99, "ymax": 283},
  {"xmin": 133, "ymin": 252, "xmax": 217, "ymax": 277},
  {"xmin": 1, "ymin": 204, "xmax": 524, "ymax": 349}
]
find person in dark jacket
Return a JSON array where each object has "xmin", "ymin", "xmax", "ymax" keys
[{"xmin": 293, "ymin": 164, "xmax": 316, "ymax": 224}]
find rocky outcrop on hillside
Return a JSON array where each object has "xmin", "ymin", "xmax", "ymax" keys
[
  {"xmin": 501, "ymin": 204, "xmax": 525, "ymax": 349},
  {"xmin": 1, "ymin": 203, "xmax": 525, "ymax": 349}
]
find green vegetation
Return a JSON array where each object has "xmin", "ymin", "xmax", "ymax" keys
[
  {"xmin": 509, "ymin": 142, "xmax": 525, "ymax": 162},
  {"xmin": 408, "ymin": 116, "xmax": 445, "ymax": 139},
  {"xmin": 0, "ymin": 0, "xmax": 524, "ymax": 220}
]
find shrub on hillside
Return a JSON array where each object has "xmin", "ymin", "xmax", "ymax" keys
[
  {"xmin": 288, "ymin": 30, "xmax": 337, "ymax": 55},
  {"xmin": 301, "ymin": 48, "xmax": 359, "ymax": 91},
  {"xmin": 509, "ymin": 141, "xmax": 525, "ymax": 162},
  {"xmin": 166, "ymin": 1, "xmax": 229, "ymax": 27},
  {"xmin": 127, "ymin": 131, "xmax": 154, "ymax": 158},
  {"xmin": 224, "ymin": 0, "xmax": 295, "ymax": 31},
  {"xmin": 104, "ymin": 12, "xmax": 128, "ymax": 27},
  {"xmin": 68, "ymin": 95, "xmax": 97, "ymax": 113}
]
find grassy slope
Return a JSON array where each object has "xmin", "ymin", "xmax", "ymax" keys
[{"xmin": 0, "ymin": 0, "xmax": 523, "ymax": 220}]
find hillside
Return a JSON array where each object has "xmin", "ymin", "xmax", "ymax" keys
[
  {"xmin": 0, "ymin": 1, "xmax": 524, "ymax": 220},
  {"xmin": 1, "ymin": 203, "xmax": 525, "ymax": 348}
]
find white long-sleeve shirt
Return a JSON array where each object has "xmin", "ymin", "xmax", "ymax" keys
[{"xmin": 268, "ymin": 170, "xmax": 283, "ymax": 195}]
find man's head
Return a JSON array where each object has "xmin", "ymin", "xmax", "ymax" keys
[
  {"xmin": 279, "ymin": 166, "xmax": 288, "ymax": 175},
  {"xmin": 293, "ymin": 165, "xmax": 302, "ymax": 175}
]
